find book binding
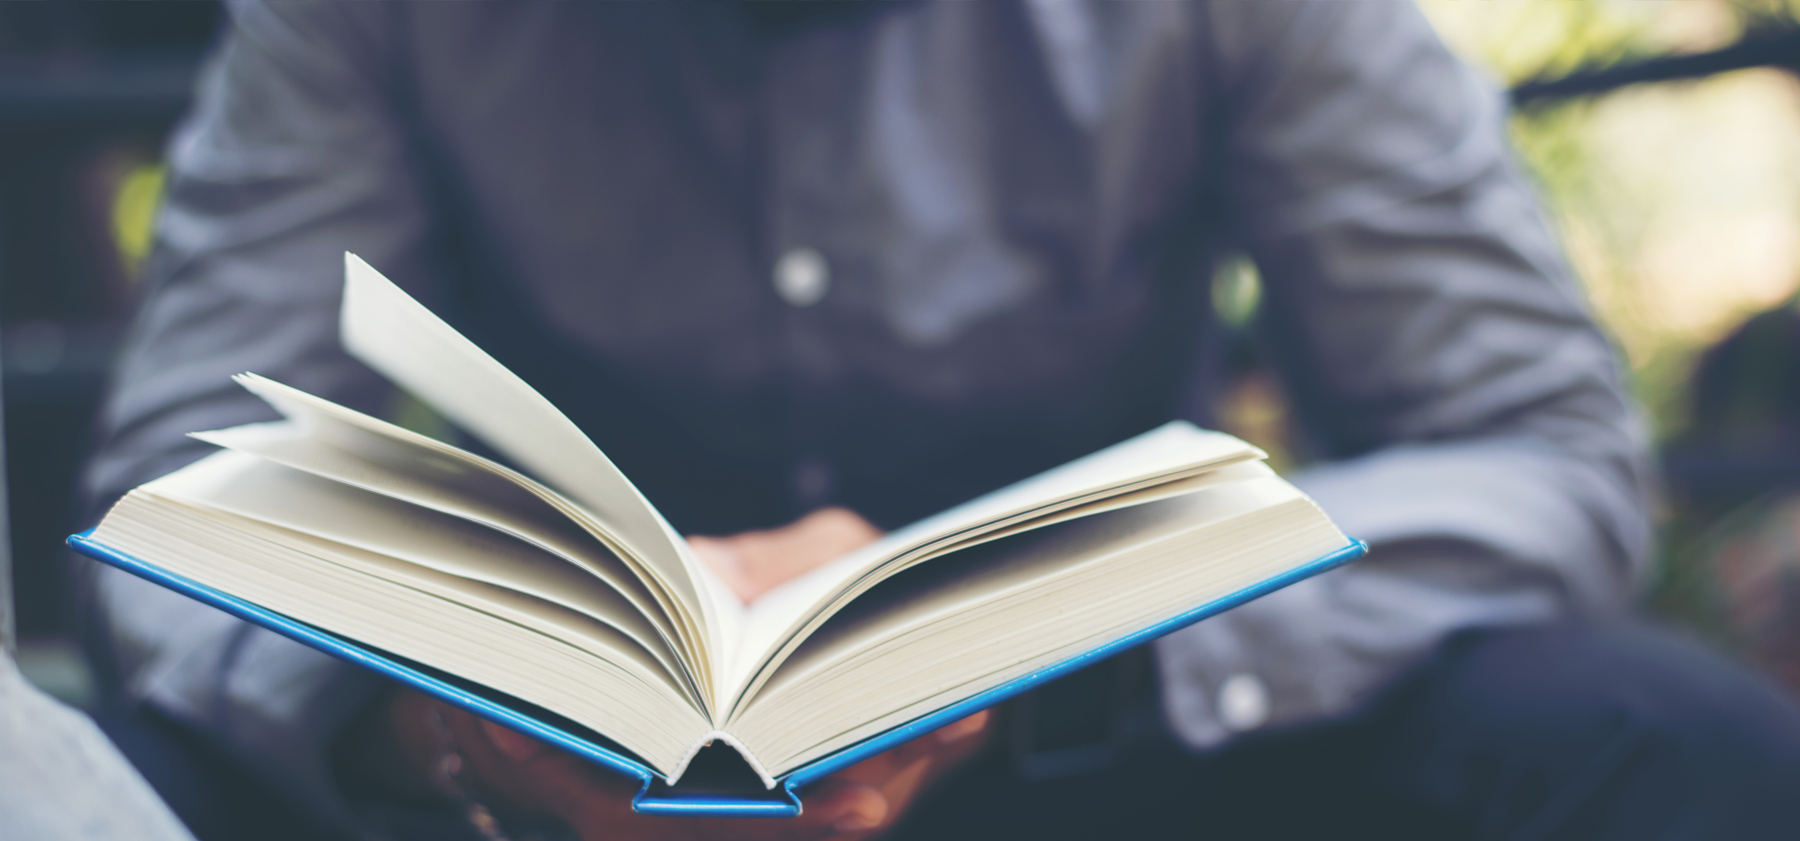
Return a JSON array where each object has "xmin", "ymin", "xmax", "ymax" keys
[{"xmin": 69, "ymin": 530, "xmax": 1366, "ymax": 817}]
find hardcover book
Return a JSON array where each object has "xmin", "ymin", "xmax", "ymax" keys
[{"xmin": 72, "ymin": 254, "xmax": 1364, "ymax": 816}]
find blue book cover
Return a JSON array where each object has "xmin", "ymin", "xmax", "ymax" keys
[{"xmin": 70, "ymin": 529, "xmax": 1364, "ymax": 817}]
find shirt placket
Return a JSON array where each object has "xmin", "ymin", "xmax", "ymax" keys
[{"xmin": 761, "ymin": 28, "xmax": 861, "ymax": 517}]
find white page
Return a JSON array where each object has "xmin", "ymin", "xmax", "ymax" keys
[
  {"xmin": 222, "ymin": 373, "xmax": 726, "ymax": 696},
  {"xmin": 753, "ymin": 475, "xmax": 1307, "ymax": 706},
  {"xmin": 192, "ymin": 419, "xmax": 675, "ymax": 644},
  {"xmin": 339, "ymin": 253, "xmax": 736, "ymax": 678},
  {"xmin": 95, "ymin": 495, "xmax": 708, "ymax": 771},
  {"xmin": 160, "ymin": 496, "xmax": 686, "ymax": 698},
  {"xmin": 912, "ymin": 461, "xmax": 1278, "ymax": 559},
  {"xmin": 863, "ymin": 423, "xmax": 1262, "ymax": 562},
  {"xmin": 740, "ymin": 488, "xmax": 1345, "ymax": 771},
  {"xmin": 723, "ymin": 422, "xmax": 1261, "ymax": 700},
  {"xmin": 723, "ymin": 461, "xmax": 1278, "ymax": 713},
  {"xmin": 144, "ymin": 452, "xmax": 682, "ymax": 678}
]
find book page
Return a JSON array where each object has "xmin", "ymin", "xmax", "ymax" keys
[
  {"xmin": 865, "ymin": 423, "xmax": 1264, "ymax": 561},
  {"xmin": 144, "ymin": 451, "xmax": 690, "ymax": 689},
  {"xmin": 339, "ymin": 253, "xmax": 735, "ymax": 680},
  {"xmin": 732, "ymin": 480, "xmax": 1348, "ymax": 772},
  {"xmin": 866, "ymin": 455, "xmax": 1276, "ymax": 572},
  {"xmin": 755, "ymin": 474, "xmax": 1305, "ymax": 704},
  {"xmin": 163, "ymin": 498, "xmax": 687, "ymax": 703},
  {"xmin": 193, "ymin": 418, "xmax": 678, "ymax": 649},
  {"xmin": 94, "ymin": 494, "xmax": 711, "ymax": 773},
  {"xmin": 222, "ymin": 373, "xmax": 721, "ymax": 701},
  {"xmin": 722, "ymin": 422, "xmax": 1262, "ymax": 702}
]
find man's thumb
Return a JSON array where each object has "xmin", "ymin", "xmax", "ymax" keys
[
  {"xmin": 809, "ymin": 779, "xmax": 889, "ymax": 834},
  {"xmin": 479, "ymin": 719, "xmax": 548, "ymax": 763}
]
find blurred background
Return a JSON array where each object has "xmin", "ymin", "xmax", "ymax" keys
[
  {"xmin": 4, "ymin": 0, "xmax": 1800, "ymax": 705},
  {"xmin": 0, "ymin": 1, "xmax": 221, "ymax": 703}
]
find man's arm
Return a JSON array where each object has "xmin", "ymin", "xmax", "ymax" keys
[
  {"xmin": 90, "ymin": 6, "xmax": 993, "ymax": 837},
  {"xmin": 1154, "ymin": 1, "xmax": 1653, "ymax": 748},
  {"xmin": 83, "ymin": 0, "xmax": 434, "ymax": 824}
]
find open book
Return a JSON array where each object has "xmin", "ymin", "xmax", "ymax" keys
[{"xmin": 73, "ymin": 254, "xmax": 1362, "ymax": 815}]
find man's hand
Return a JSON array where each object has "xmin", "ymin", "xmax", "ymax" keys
[
  {"xmin": 350, "ymin": 507, "xmax": 991, "ymax": 840},
  {"xmin": 401, "ymin": 695, "xmax": 989, "ymax": 840},
  {"xmin": 689, "ymin": 506, "xmax": 884, "ymax": 603}
]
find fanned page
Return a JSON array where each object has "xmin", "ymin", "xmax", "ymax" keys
[
  {"xmin": 336, "ymin": 254, "xmax": 1274, "ymax": 714},
  {"xmin": 146, "ymin": 450, "xmax": 687, "ymax": 691},
  {"xmin": 339, "ymin": 254, "xmax": 742, "ymax": 695},
  {"xmin": 190, "ymin": 415, "xmax": 693, "ymax": 681},
  {"xmin": 735, "ymin": 467, "xmax": 1349, "ymax": 774},
  {"xmin": 92, "ymin": 453, "xmax": 712, "ymax": 772},
  {"xmin": 719, "ymin": 422, "xmax": 1265, "ymax": 703}
]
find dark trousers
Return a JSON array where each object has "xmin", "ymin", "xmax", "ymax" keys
[
  {"xmin": 103, "ymin": 623, "xmax": 1800, "ymax": 840},
  {"xmin": 894, "ymin": 623, "xmax": 1800, "ymax": 841}
]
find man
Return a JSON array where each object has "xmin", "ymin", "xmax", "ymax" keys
[{"xmin": 85, "ymin": 2, "xmax": 1800, "ymax": 839}]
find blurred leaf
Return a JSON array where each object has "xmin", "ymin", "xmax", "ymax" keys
[{"xmin": 110, "ymin": 162, "xmax": 164, "ymax": 278}]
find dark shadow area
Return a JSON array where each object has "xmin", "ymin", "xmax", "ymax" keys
[{"xmin": 0, "ymin": 2, "xmax": 219, "ymax": 660}]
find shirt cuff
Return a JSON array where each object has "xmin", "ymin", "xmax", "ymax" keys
[
  {"xmin": 114, "ymin": 566, "xmax": 384, "ymax": 835},
  {"xmin": 1153, "ymin": 437, "xmax": 1644, "ymax": 750}
]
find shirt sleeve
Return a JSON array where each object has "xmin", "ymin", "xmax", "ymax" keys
[
  {"xmin": 1153, "ymin": 0, "xmax": 1654, "ymax": 749},
  {"xmin": 83, "ymin": 0, "xmax": 434, "ymax": 827}
]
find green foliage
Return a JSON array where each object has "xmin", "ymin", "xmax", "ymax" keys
[
  {"xmin": 110, "ymin": 163, "xmax": 164, "ymax": 276},
  {"xmin": 1423, "ymin": 2, "xmax": 1800, "ymax": 652},
  {"xmin": 1211, "ymin": 256, "xmax": 1262, "ymax": 328}
]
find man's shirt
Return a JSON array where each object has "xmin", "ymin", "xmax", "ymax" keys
[{"xmin": 86, "ymin": 1, "xmax": 1651, "ymax": 827}]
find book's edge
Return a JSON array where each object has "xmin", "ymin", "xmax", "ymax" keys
[
  {"xmin": 775, "ymin": 538, "xmax": 1369, "ymax": 793},
  {"xmin": 667, "ymin": 730, "xmax": 778, "ymax": 791},
  {"xmin": 66, "ymin": 532, "xmax": 662, "ymax": 783},
  {"xmin": 69, "ymin": 529, "xmax": 1364, "ymax": 818}
]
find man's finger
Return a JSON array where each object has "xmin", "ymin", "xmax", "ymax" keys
[
  {"xmin": 478, "ymin": 718, "xmax": 549, "ymax": 763},
  {"xmin": 795, "ymin": 776, "xmax": 889, "ymax": 836},
  {"xmin": 934, "ymin": 710, "xmax": 990, "ymax": 744},
  {"xmin": 881, "ymin": 709, "xmax": 993, "ymax": 767}
]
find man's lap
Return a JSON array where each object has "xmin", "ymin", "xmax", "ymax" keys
[
  {"xmin": 100, "ymin": 622, "xmax": 1800, "ymax": 840},
  {"xmin": 890, "ymin": 623, "xmax": 1800, "ymax": 840}
]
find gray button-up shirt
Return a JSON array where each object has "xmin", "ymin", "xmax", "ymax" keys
[{"xmin": 86, "ymin": 0, "xmax": 1652, "ymax": 828}]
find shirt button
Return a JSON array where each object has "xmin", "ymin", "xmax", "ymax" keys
[
  {"xmin": 1217, "ymin": 672, "xmax": 1270, "ymax": 732},
  {"xmin": 792, "ymin": 455, "xmax": 835, "ymax": 510},
  {"xmin": 774, "ymin": 247, "xmax": 830, "ymax": 307}
]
